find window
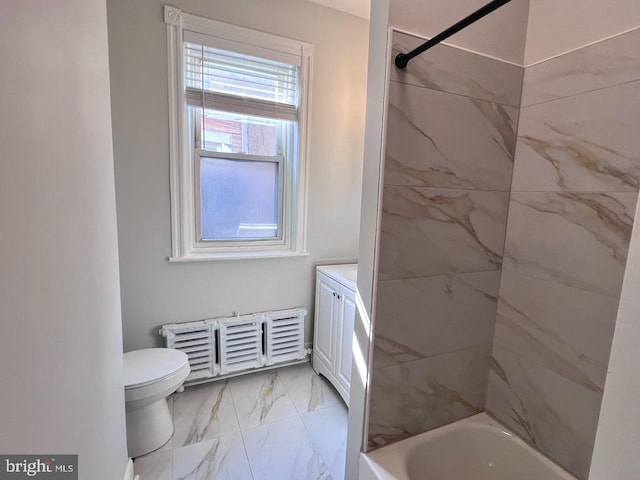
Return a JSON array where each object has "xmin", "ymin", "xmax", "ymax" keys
[{"xmin": 164, "ymin": 6, "xmax": 312, "ymax": 260}]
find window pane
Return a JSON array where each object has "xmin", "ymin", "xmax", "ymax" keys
[
  {"xmin": 199, "ymin": 108, "xmax": 286, "ymax": 156},
  {"xmin": 200, "ymin": 157, "xmax": 279, "ymax": 241}
]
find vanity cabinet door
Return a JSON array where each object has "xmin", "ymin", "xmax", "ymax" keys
[
  {"xmin": 313, "ymin": 272, "xmax": 340, "ymax": 375},
  {"xmin": 335, "ymin": 285, "xmax": 356, "ymax": 403}
]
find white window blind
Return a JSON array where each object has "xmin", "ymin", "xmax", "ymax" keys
[{"xmin": 184, "ymin": 36, "xmax": 300, "ymax": 122}]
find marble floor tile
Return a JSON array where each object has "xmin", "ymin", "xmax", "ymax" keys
[
  {"xmin": 495, "ymin": 269, "xmax": 619, "ymax": 392},
  {"xmin": 512, "ymin": 80, "xmax": 640, "ymax": 192},
  {"xmin": 522, "ymin": 28, "xmax": 640, "ymax": 107},
  {"xmin": 134, "ymin": 451, "xmax": 171, "ymax": 480},
  {"xmin": 503, "ymin": 192, "xmax": 637, "ymax": 297},
  {"xmin": 390, "ymin": 30, "xmax": 523, "ymax": 107},
  {"xmin": 133, "ymin": 365, "xmax": 348, "ymax": 480},
  {"xmin": 368, "ymin": 346, "xmax": 489, "ymax": 449},
  {"xmin": 301, "ymin": 404, "xmax": 348, "ymax": 480},
  {"xmin": 374, "ymin": 271, "xmax": 499, "ymax": 367},
  {"xmin": 277, "ymin": 363, "xmax": 342, "ymax": 414},
  {"xmin": 486, "ymin": 348, "xmax": 602, "ymax": 480},
  {"xmin": 242, "ymin": 416, "xmax": 332, "ymax": 480},
  {"xmin": 379, "ymin": 187, "xmax": 509, "ymax": 279},
  {"xmin": 172, "ymin": 380, "xmax": 239, "ymax": 448},
  {"xmin": 172, "ymin": 433, "xmax": 252, "ymax": 480},
  {"xmin": 385, "ymin": 81, "xmax": 517, "ymax": 191},
  {"xmin": 229, "ymin": 369, "xmax": 298, "ymax": 430}
]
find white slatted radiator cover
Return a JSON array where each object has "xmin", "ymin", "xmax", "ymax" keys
[
  {"xmin": 160, "ymin": 307, "xmax": 307, "ymax": 384},
  {"xmin": 160, "ymin": 320, "xmax": 217, "ymax": 380},
  {"xmin": 218, "ymin": 314, "xmax": 263, "ymax": 375},
  {"xmin": 264, "ymin": 308, "xmax": 307, "ymax": 365}
]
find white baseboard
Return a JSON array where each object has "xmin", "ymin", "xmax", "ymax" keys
[{"xmin": 123, "ymin": 459, "xmax": 138, "ymax": 480}]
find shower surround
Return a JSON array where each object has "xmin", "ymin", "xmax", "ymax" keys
[
  {"xmin": 486, "ymin": 27, "xmax": 640, "ymax": 479},
  {"xmin": 368, "ymin": 30, "xmax": 521, "ymax": 447},
  {"xmin": 367, "ymin": 27, "xmax": 640, "ymax": 479}
]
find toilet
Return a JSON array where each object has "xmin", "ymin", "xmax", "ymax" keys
[{"xmin": 124, "ymin": 348, "xmax": 190, "ymax": 458}]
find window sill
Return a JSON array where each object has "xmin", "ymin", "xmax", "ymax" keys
[{"xmin": 169, "ymin": 250, "xmax": 310, "ymax": 262}]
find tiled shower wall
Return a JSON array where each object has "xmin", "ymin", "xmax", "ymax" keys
[
  {"xmin": 486, "ymin": 28, "xmax": 640, "ymax": 479},
  {"xmin": 367, "ymin": 31, "xmax": 523, "ymax": 448},
  {"xmin": 367, "ymin": 27, "xmax": 640, "ymax": 476}
]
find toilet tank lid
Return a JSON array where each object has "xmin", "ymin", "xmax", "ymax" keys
[{"xmin": 123, "ymin": 348, "xmax": 189, "ymax": 388}]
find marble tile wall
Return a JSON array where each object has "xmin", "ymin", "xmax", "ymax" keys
[
  {"xmin": 367, "ymin": 31, "xmax": 521, "ymax": 449},
  {"xmin": 486, "ymin": 27, "xmax": 640, "ymax": 479}
]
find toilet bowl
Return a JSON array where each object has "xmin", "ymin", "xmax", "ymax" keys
[{"xmin": 124, "ymin": 348, "xmax": 190, "ymax": 458}]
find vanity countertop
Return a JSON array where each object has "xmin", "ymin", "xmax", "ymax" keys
[{"xmin": 317, "ymin": 263, "xmax": 357, "ymax": 290}]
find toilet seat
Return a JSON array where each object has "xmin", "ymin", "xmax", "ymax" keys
[{"xmin": 124, "ymin": 348, "xmax": 189, "ymax": 389}]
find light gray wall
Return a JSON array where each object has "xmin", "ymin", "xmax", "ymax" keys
[
  {"xmin": 590, "ymin": 195, "xmax": 640, "ymax": 478},
  {"xmin": 524, "ymin": 0, "xmax": 640, "ymax": 65},
  {"xmin": 0, "ymin": 0, "xmax": 129, "ymax": 478},
  {"xmin": 106, "ymin": 0, "xmax": 369, "ymax": 351}
]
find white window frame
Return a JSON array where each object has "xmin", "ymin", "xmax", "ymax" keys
[{"xmin": 164, "ymin": 5, "xmax": 312, "ymax": 261}]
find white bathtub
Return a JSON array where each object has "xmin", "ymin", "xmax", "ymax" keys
[{"xmin": 360, "ymin": 413, "xmax": 577, "ymax": 480}]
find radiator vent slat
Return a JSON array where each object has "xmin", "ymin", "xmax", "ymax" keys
[
  {"xmin": 272, "ymin": 329, "xmax": 299, "ymax": 338},
  {"xmin": 161, "ymin": 307, "xmax": 307, "ymax": 383},
  {"xmin": 173, "ymin": 331, "xmax": 209, "ymax": 339},
  {"xmin": 186, "ymin": 349, "xmax": 210, "ymax": 356},
  {"xmin": 174, "ymin": 340, "xmax": 210, "ymax": 347},
  {"xmin": 226, "ymin": 338, "xmax": 256, "ymax": 345},
  {"xmin": 181, "ymin": 345, "xmax": 211, "ymax": 354}
]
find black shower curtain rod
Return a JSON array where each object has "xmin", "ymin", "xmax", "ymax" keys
[{"xmin": 394, "ymin": 0, "xmax": 512, "ymax": 69}]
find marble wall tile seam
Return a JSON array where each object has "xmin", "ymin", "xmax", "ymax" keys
[
  {"xmin": 374, "ymin": 269, "xmax": 502, "ymax": 358},
  {"xmin": 522, "ymin": 27, "xmax": 640, "ymax": 107},
  {"xmin": 495, "ymin": 86, "xmax": 525, "ymax": 278},
  {"xmin": 521, "ymin": 76, "xmax": 640, "ymax": 110},
  {"xmin": 383, "ymin": 182, "xmax": 512, "ymax": 192},
  {"xmin": 368, "ymin": 344, "xmax": 492, "ymax": 449},
  {"xmin": 389, "ymin": 78, "xmax": 519, "ymax": 108},
  {"xmin": 377, "ymin": 268, "xmax": 502, "ymax": 282},
  {"xmin": 390, "ymin": 30, "xmax": 523, "ymax": 107},
  {"xmin": 385, "ymin": 80, "xmax": 518, "ymax": 191},
  {"xmin": 509, "ymin": 189, "xmax": 640, "ymax": 194},
  {"xmin": 501, "ymin": 191, "xmax": 637, "ymax": 298},
  {"xmin": 376, "ymin": 268, "xmax": 502, "ymax": 283},
  {"xmin": 512, "ymin": 79, "xmax": 640, "ymax": 193},
  {"xmin": 499, "ymin": 264, "xmax": 624, "ymax": 301},
  {"xmin": 383, "ymin": 184, "xmax": 511, "ymax": 193},
  {"xmin": 379, "ymin": 269, "xmax": 504, "ymax": 282},
  {"xmin": 373, "ymin": 342, "xmax": 492, "ymax": 371}
]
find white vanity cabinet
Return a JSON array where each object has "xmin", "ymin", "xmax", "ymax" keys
[{"xmin": 313, "ymin": 264, "xmax": 357, "ymax": 404}]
